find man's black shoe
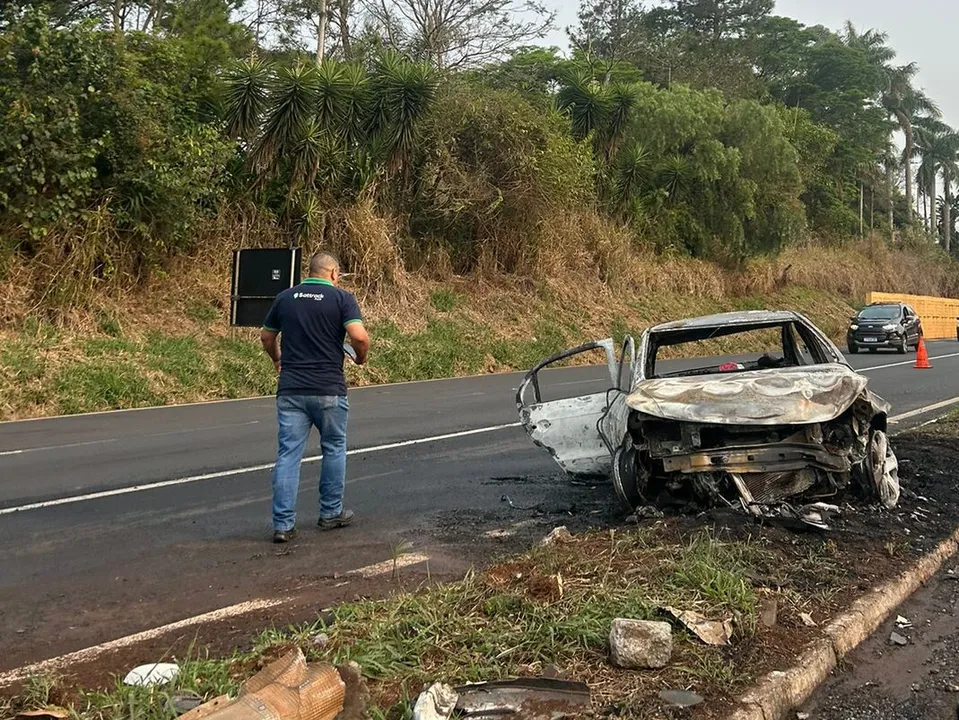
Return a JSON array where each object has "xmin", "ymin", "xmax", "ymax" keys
[
  {"xmin": 273, "ymin": 529, "xmax": 296, "ymax": 543},
  {"xmin": 318, "ymin": 509, "xmax": 355, "ymax": 531}
]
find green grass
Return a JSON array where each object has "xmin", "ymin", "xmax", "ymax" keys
[
  {"xmin": 429, "ymin": 289, "xmax": 460, "ymax": 312},
  {"xmin": 0, "ymin": 282, "xmax": 861, "ymax": 420},
  {"xmin": 9, "ymin": 528, "xmax": 828, "ymax": 720},
  {"xmin": 53, "ymin": 361, "xmax": 160, "ymax": 415}
]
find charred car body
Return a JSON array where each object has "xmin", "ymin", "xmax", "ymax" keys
[{"xmin": 517, "ymin": 311, "xmax": 900, "ymax": 528}]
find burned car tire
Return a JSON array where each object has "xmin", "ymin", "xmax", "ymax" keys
[
  {"xmin": 612, "ymin": 444, "xmax": 646, "ymax": 512},
  {"xmin": 853, "ymin": 429, "xmax": 900, "ymax": 509}
]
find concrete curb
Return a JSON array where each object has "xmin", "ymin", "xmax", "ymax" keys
[{"xmin": 727, "ymin": 525, "xmax": 959, "ymax": 720}]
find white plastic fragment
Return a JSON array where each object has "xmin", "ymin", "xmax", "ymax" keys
[
  {"xmin": 123, "ymin": 663, "xmax": 180, "ymax": 687},
  {"xmin": 412, "ymin": 682, "xmax": 458, "ymax": 720}
]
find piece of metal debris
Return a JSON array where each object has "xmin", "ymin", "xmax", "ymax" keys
[
  {"xmin": 664, "ymin": 606, "xmax": 733, "ymax": 646},
  {"xmin": 626, "ymin": 506, "xmax": 665, "ymax": 523},
  {"xmin": 799, "ymin": 612, "xmax": 817, "ymax": 627},
  {"xmin": 501, "ymin": 495, "xmax": 537, "ymax": 511},
  {"xmin": 123, "ymin": 662, "xmax": 180, "ymax": 687},
  {"xmin": 889, "ymin": 632, "xmax": 909, "ymax": 646},
  {"xmin": 412, "ymin": 682, "xmax": 458, "ymax": 720},
  {"xmin": 453, "ymin": 678, "xmax": 591, "ymax": 719},
  {"xmin": 659, "ymin": 689, "xmax": 704, "ymax": 708},
  {"xmin": 171, "ymin": 693, "xmax": 204, "ymax": 714},
  {"xmin": 796, "ymin": 712, "xmax": 811, "ymax": 720},
  {"xmin": 539, "ymin": 526, "xmax": 574, "ymax": 546},
  {"xmin": 895, "ymin": 615, "xmax": 913, "ymax": 629}
]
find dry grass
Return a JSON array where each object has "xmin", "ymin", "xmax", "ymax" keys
[{"xmin": 2, "ymin": 204, "xmax": 957, "ymax": 419}]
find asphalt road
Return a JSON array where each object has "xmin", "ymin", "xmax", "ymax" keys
[
  {"xmin": 2, "ymin": 341, "xmax": 959, "ymax": 674},
  {"xmin": 801, "ymin": 559, "xmax": 959, "ymax": 720}
]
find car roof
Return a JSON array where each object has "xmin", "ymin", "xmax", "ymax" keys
[
  {"xmin": 649, "ymin": 310, "xmax": 803, "ymax": 333},
  {"xmin": 859, "ymin": 302, "xmax": 904, "ymax": 310}
]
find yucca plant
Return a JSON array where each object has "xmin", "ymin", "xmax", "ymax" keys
[{"xmin": 223, "ymin": 51, "xmax": 437, "ymax": 213}]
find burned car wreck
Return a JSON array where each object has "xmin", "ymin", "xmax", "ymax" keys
[{"xmin": 517, "ymin": 311, "xmax": 900, "ymax": 529}]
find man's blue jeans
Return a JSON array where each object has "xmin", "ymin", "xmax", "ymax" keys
[{"xmin": 272, "ymin": 395, "xmax": 349, "ymax": 532}]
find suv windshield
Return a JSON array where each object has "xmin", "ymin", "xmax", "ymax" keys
[{"xmin": 857, "ymin": 305, "xmax": 900, "ymax": 320}]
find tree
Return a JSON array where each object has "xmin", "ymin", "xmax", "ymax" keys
[
  {"xmin": 567, "ymin": 0, "xmax": 646, "ymax": 62},
  {"xmin": 224, "ymin": 52, "xmax": 438, "ymax": 226},
  {"xmin": 915, "ymin": 125, "xmax": 959, "ymax": 253},
  {"xmin": 362, "ymin": 0, "xmax": 554, "ymax": 69},
  {"xmin": 843, "ymin": 23, "xmax": 941, "ymax": 226}
]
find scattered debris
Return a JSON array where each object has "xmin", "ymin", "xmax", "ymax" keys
[
  {"xmin": 453, "ymin": 678, "xmax": 591, "ymax": 719},
  {"xmin": 123, "ymin": 662, "xmax": 180, "ymax": 687},
  {"xmin": 664, "ymin": 606, "xmax": 733, "ymax": 646},
  {"xmin": 16, "ymin": 709, "xmax": 69, "ymax": 720},
  {"xmin": 626, "ymin": 506, "xmax": 665, "ymax": 522},
  {"xmin": 178, "ymin": 649, "xmax": 344, "ymax": 720},
  {"xmin": 312, "ymin": 632, "xmax": 330, "ymax": 649},
  {"xmin": 501, "ymin": 494, "xmax": 537, "ymax": 511},
  {"xmin": 412, "ymin": 682, "xmax": 458, "ymax": 720},
  {"xmin": 539, "ymin": 526, "xmax": 574, "ymax": 546},
  {"xmin": 759, "ymin": 596, "xmax": 779, "ymax": 628},
  {"xmin": 797, "ymin": 713, "xmax": 811, "ymax": 720},
  {"xmin": 609, "ymin": 618, "xmax": 673, "ymax": 669},
  {"xmin": 895, "ymin": 615, "xmax": 913, "ymax": 629},
  {"xmin": 336, "ymin": 662, "xmax": 371, "ymax": 720},
  {"xmin": 945, "ymin": 683, "xmax": 959, "ymax": 693},
  {"xmin": 658, "ymin": 689, "xmax": 704, "ymax": 708},
  {"xmin": 889, "ymin": 632, "xmax": 909, "ymax": 646},
  {"xmin": 799, "ymin": 612, "xmax": 817, "ymax": 627},
  {"xmin": 171, "ymin": 693, "xmax": 204, "ymax": 714}
]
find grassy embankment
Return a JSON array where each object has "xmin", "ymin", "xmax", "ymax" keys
[{"xmin": 1, "ymin": 226, "xmax": 956, "ymax": 421}]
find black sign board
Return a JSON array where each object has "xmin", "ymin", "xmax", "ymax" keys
[{"xmin": 230, "ymin": 248, "xmax": 302, "ymax": 327}]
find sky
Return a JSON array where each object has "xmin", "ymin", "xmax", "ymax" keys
[{"xmin": 540, "ymin": 0, "xmax": 959, "ymax": 129}]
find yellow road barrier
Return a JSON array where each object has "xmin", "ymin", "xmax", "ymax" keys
[{"xmin": 866, "ymin": 291, "xmax": 959, "ymax": 340}]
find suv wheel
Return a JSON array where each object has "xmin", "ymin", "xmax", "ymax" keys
[
  {"xmin": 897, "ymin": 336, "xmax": 907, "ymax": 354},
  {"xmin": 847, "ymin": 343, "xmax": 859, "ymax": 355}
]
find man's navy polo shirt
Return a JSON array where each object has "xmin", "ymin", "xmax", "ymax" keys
[{"xmin": 262, "ymin": 278, "xmax": 362, "ymax": 397}]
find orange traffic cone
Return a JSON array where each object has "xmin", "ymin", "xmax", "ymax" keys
[{"xmin": 916, "ymin": 336, "xmax": 932, "ymax": 369}]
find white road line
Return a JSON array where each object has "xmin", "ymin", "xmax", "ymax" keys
[
  {"xmin": 858, "ymin": 351, "xmax": 959, "ymax": 372},
  {"xmin": 0, "ymin": 439, "xmax": 118, "ymax": 458},
  {"xmin": 0, "ymin": 551, "xmax": 432, "ymax": 688},
  {"xmin": 0, "ymin": 421, "xmax": 263, "ymax": 458},
  {"xmin": 0, "ymin": 423, "xmax": 522, "ymax": 516},
  {"xmin": 347, "ymin": 553, "xmax": 430, "ymax": 579},
  {"xmin": 0, "ymin": 597, "xmax": 287, "ymax": 687},
  {"xmin": 889, "ymin": 397, "xmax": 959, "ymax": 423}
]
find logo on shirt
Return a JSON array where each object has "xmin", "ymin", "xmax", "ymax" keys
[{"xmin": 294, "ymin": 292, "xmax": 325, "ymax": 301}]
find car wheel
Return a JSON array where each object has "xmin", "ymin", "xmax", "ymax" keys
[
  {"xmin": 897, "ymin": 336, "xmax": 907, "ymax": 354},
  {"xmin": 847, "ymin": 343, "xmax": 858, "ymax": 354},
  {"xmin": 612, "ymin": 443, "xmax": 647, "ymax": 512},
  {"xmin": 855, "ymin": 429, "xmax": 900, "ymax": 509}
]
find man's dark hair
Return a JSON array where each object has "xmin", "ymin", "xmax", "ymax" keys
[{"xmin": 309, "ymin": 251, "xmax": 341, "ymax": 276}]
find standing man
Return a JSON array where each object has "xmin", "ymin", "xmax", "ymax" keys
[{"xmin": 260, "ymin": 251, "xmax": 370, "ymax": 543}]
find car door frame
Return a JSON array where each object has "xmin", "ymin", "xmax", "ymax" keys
[{"xmin": 516, "ymin": 337, "xmax": 637, "ymax": 480}]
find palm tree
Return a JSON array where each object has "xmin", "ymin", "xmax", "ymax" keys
[
  {"xmin": 914, "ymin": 125, "xmax": 959, "ymax": 253},
  {"xmin": 883, "ymin": 65, "xmax": 941, "ymax": 222},
  {"xmin": 844, "ymin": 24, "xmax": 942, "ymax": 224}
]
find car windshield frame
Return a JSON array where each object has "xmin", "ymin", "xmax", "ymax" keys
[
  {"xmin": 857, "ymin": 305, "xmax": 900, "ymax": 321},
  {"xmin": 644, "ymin": 320, "xmax": 833, "ymax": 379}
]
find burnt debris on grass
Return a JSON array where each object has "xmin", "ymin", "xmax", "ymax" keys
[{"xmin": 5, "ymin": 419, "xmax": 959, "ymax": 720}]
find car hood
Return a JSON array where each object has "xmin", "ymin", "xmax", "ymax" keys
[{"xmin": 626, "ymin": 364, "xmax": 871, "ymax": 425}]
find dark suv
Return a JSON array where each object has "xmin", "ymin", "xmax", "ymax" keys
[{"xmin": 847, "ymin": 302, "xmax": 923, "ymax": 354}]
